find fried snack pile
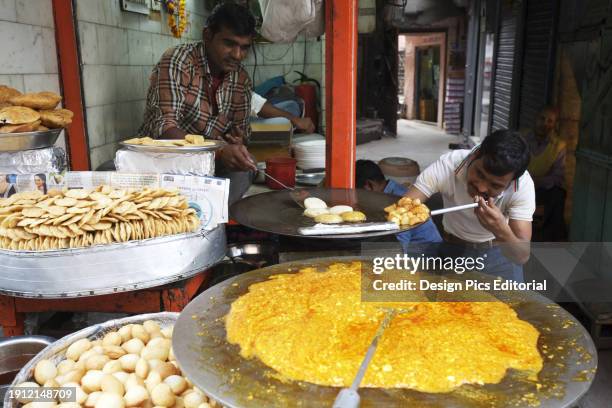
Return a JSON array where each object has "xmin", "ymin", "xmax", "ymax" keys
[
  {"xmin": 0, "ymin": 85, "xmax": 73, "ymax": 133},
  {"xmin": 123, "ymin": 134, "xmax": 215, "ymax": 147},
  {"xmin": 226, "ymin": 262, "xmax": 543, "ymax": 393},
  {"xmin": 385, "ymin": 197, "xmax": 430, "ymax": 227},
  {"xmin": 14, "ymin": 320, "xmax": 217, "ymax": 407},
  {"xmin": 0, "ymin": 186, "xmax": 200, "ymax": 251}
]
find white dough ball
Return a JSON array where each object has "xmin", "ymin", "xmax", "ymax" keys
[{"xmin": 304, "ymin": 197, "xmax": 327, "ymax": 209}]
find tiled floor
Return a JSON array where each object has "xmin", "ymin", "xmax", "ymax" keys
[{"xmin": 357, "ymin": 119, "xmax": 460, "ymax": 170}]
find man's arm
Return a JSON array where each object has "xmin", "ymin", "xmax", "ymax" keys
[
  {"xmin": 154, "ymin": 49, "xmax": 190, "ymax": 138},
  {"xmin": 258, "ymin": 101, "xmax": 315, "ymax": 133},
  {"xmin": 403, "ymin": 186, "xmax": 430, "ymax": 203}
]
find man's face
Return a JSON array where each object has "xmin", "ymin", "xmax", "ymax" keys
[
  {"xmin": 205, "ymin": 26, "xmax": 252, "ymax": 74},
  {"xmin": 535, "ymin": 109, "xmax": 557, "ymax": 137},
  {"xmin": 363, "ymin": 179, "xmax": 387, "ymax": 193},
  {"xmin": 466, "ymin": 157, "xmax": 514, "ymax": 200}
]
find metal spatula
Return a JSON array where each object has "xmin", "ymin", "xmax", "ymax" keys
[
  {"xmin": 259, "ymin": 170, "xmax": 307, "ymax": 209},
  {"xmin": 332, "ymin": 309, "xmax": 398, "ymax": 408}
]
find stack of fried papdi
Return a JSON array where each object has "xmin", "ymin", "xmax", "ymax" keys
[
  {"xmin": 123, "ymin": 134, "xmax": 215, "ymax": 147},
  {"xmin": 0, "ymin": 186, "xmax": 200, "ymax": 251},
  {"xmin": 0, "ymin": 85, "xmax": 74, "ymax": 133},
  {"xmin": 385, "ymin": 197, "xmax": 430, "ymax": 227}
]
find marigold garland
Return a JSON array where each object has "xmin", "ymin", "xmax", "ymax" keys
[{"xmin": 166, "ymin": 0, "xmax": 187, "ymax": 38}]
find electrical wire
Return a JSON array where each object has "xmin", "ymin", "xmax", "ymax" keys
[
  {"xmin": 252, "ymin": 43, "xmax": 258, "ymax": 85},
  {"xmin": 260, "ymin": 42, "xmax": 294, "ymax": 61}
]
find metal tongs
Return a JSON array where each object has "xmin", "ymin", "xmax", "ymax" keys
[{"xmin": 333, "ymin": 307, "xmax": 414, "ymax": 408}]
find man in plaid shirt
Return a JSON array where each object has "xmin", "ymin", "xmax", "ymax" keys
[{"xmin": 139, "ymin": 3, "xmax": 257, "ymax": 204}]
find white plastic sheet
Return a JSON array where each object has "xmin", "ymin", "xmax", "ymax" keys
[
  {"xmin": 258, "ymin": 0, "xmax": 324, "ymax": 43},
  {"xmin": 115, "ymin": 149, "xmax": 215, "ymax": 176}
]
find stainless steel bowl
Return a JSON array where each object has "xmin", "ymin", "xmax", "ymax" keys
[
  {"xmin": 296, "ymin": 172, "xmax": 325, "ymax": 186},
  {"xmin": 4, "ymin": 313, "xmax": 177, "ymax": 408},
  {"xmin": 0, "ymin": 336, "xmax": 55, "ymax": 402},
  {"xmin": 0, "ymin": 129, "xmax": 62, "ymax": 152},
  {"xmin": 227, "ymin": 242, "xmax": 278, "ymax": 268}
]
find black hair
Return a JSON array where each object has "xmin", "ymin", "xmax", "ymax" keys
[
  {"xmin": 205, "ymin": 2, "xmax": 256, "ymax": 37},
  {"xmin": 356, "ymin": 160, "xmax": 386, "ymax": 188},
  {"xmin": 479, "ymin": 130, "xmax": 530, "ymax": 180}
]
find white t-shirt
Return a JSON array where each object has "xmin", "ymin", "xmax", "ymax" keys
[
  {"xmin": 251, "ymin": 92, "xmax": 267, "ymax": 117},
  {"xmin": 413, "ymin": 149, "xmax": 535, "ymax": 243}
]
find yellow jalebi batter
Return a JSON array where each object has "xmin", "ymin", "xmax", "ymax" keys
[{"xmin": 226, "ymin": 262, "xmax": 543, "ymax": 393}]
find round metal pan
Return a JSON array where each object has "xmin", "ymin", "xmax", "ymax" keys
[
  {"xmin": 0, "ymin": 226, "xmax": 226, "ymax": 298},
  {"xmin": 230, "ymin": 188, "xmax": 414, "ymax": 239},
  {"xmin": 0, "ymin": 129, "xmax": 61, "ymax": 152},
  {"xmin": 173, "ymin": 257, "xmax": 598, "ymax": 408},
  {"xmin": 120, "ymin": 139, "xmax": 226, "ymax": 153},
  {"xmin": 5, "ymin": 312, "xmax": 177, "ymax": 408}
]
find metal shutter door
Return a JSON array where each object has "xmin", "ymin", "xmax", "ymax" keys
[
  {"xmin": 491, "ymin": 0, "xmax": 520, "ymax": 131},
  {"xmin": 518, "ymin": 0, "xmax": 557, "ymax": 129}
]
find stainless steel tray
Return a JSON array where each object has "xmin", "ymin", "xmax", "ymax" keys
[
  {"xmin": 173, "ymin": 257, "xmax": 598, "ymax": 408},
  {"xmin": 5, "ymin": 312, "xmax": 177, "ymax": 408},
  {"xmin": 0, "ymin": 226, "xmax": 226, "ymax": 298},
  {"xmin": 0, "ymin": 129, "xmax": 62, "ymax": 152},
  {"xmin": 120, "ymin": 139, "xmax": 226, "ymax": 153},
  {"xmin": 296, "ymin": 172, "xmax": 324, "ymax": 186}
]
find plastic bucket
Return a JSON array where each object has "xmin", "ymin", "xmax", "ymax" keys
[{"xmin": 265, "ymin": 157, "xmax": 297, "ymax": 189}]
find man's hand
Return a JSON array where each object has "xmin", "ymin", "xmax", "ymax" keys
[
  {"xmin": 161, "ymin": 126, "xmax": 188, "ymax": 140},
  {"xmin": 217, "ymin": 144, "xmax": 257, "ymax": 172},
  {"xmin": 290, "ymin": 117, "xmax": 315, "ymax": 133},
  {"xmin": 222, "ymin": 126, "xmax": 245, "ymax": 144},
  {"xmin": 474, "ymin": 196, "xmax": 509, "ymax": 237}
]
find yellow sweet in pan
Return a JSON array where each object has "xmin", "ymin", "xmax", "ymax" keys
[{"xmin": 226, "ymin": 262, "xmax": 543, "ymax": 392}]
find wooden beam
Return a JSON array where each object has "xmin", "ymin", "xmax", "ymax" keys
[
  {"xmin": 325, "ymin": 0, "xmax": 358, "ymax": 188},
  {"xmin": 52, "ymin": 0, "xmax": 90, "ymax": 170}
]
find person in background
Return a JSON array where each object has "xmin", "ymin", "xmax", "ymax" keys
[
  {"xmin": 356, "ymin": 160, "xmax": 442, "ymax": 244},
  {"xmin": 34, "ymin": 173, "xmax": 47, "ymax": 194},
  {"xmin": 523, "ymin": 106, "xmax": 567, "ymax": 241},
  {"xmin": 403, "ymin": 130, "xmax": 535, "ymax": 282},
  {"xmin": 251, "ymin": 92, "xmax": 315, "ymax": 133},
  {"xmin": 139, "ymin": 3, "xmax": 257, "ymax": 204},
  {"xmin": 0, "ymin": 174, "xmax": 16, "ymax": 198}
]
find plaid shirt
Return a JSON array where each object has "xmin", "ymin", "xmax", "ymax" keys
[{"xmin": 139, "ymin": 42, "xmax": 252, "ymax": 140}]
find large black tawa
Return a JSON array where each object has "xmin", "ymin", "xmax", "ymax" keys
[{"xmin": 173, "ymin": 258, "xmax": 597, "ymax": 408}]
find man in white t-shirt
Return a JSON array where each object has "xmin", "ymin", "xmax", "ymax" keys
[{"xmin": 405, "ymin": 130, "xmax": 534, "ymax": 281}]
